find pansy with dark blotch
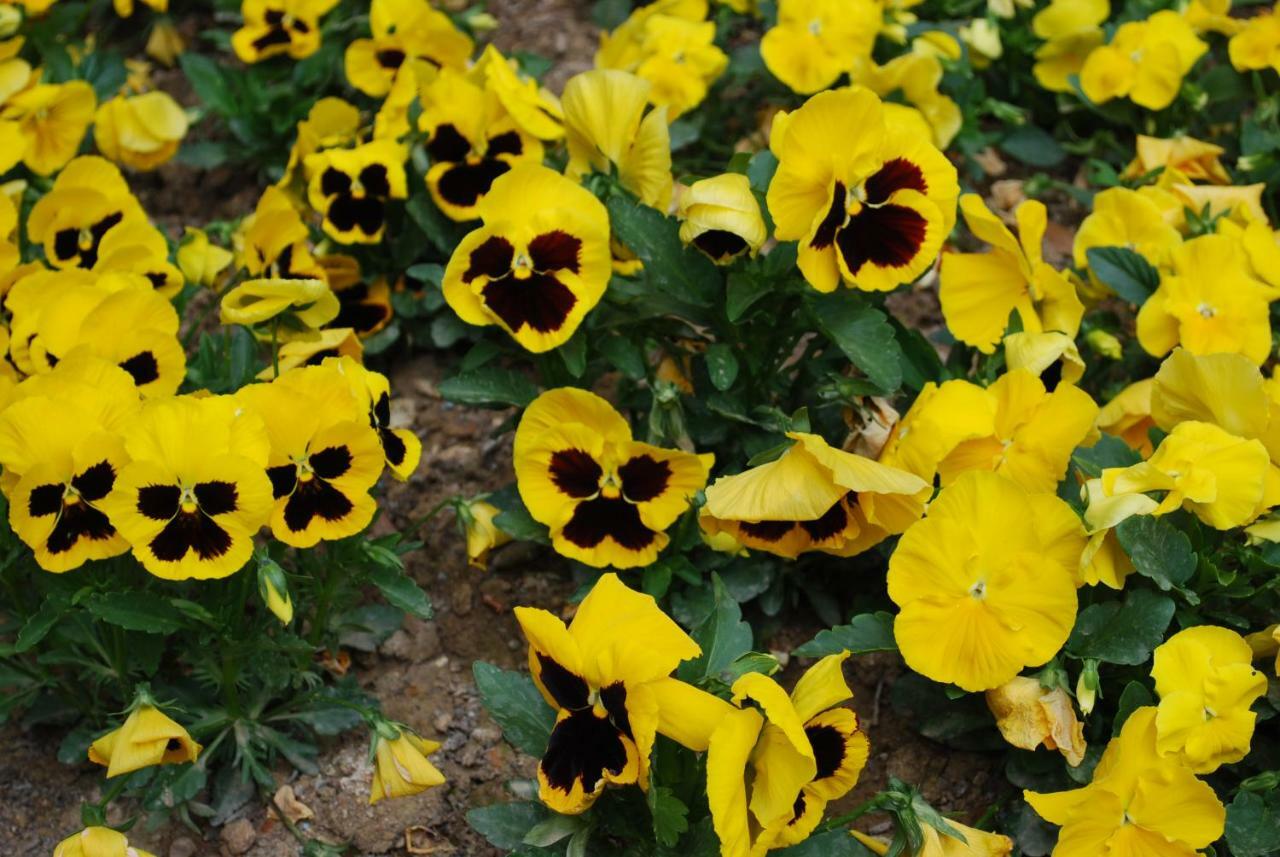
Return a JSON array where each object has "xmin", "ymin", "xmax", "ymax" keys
[
  {"xmin": 305, "ymin": 140, "xmax": 408, "ymax": 245},
  {"xmin": 767, "ymin": 87, "xmax": 958, "ymax": 293},
  {"xmin": 343, "ymin": 0, "xmax": 472, "ymax": 97},
  {"xmin": 325, "ymin": 355, "xmax": 422, "ymax": 481},
  {"xmin": 513, "ymin": 573, "xmax": 709, "ymax": 814},
  {"xmin": 241, "ymin": 187, "xmax": 329, "ymax": 283},
  {"xmin": 100, "ymin": 396, "xmax": 275, "ymax": 581},
  {"xmin": 236, "ymin": 364, "xmax": 385, "ymax": 549},
  {"xmin": 513, "ymin": 388, "xmax": 712, "ymax": 569},
  {"xmin": 231, "ymin": 0, "xmax": 340, "ymax": 64},
  {"xmin": 25, "ymin": 156, "xmax": 148, "ymax": 272},
  {"xmin": 331, "ymin": 277, "xmax": 393, "ymax": 338},
  {"xmin": 443, "ymin": 165, "xmax": 612, "ymax": 353}
]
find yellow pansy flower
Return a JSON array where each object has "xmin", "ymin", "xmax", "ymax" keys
[
  {"xmin": 255, "ymin": 328, "xmax": 363, "ymax": 380},
  {"xmin": 1079, "ymin": 11, "xmax": 1207, "ymax": 110},
  {"xmin": 677, "ymin": 174, "xmax": 768, "ymax": 264},
  {"xmin": 1004, "ymin": 330, "xmax": 1085, "ymax": 390},
  {"xmin": 513, "ymin": 388, "xmax": 711, "ymax": 568},
  {"xmin": 1096, "ymin": 378, "xmax": 1156, "ymax": 456},
  {"xmin": 849, "ymin": 43, "xmax": 963, "ymax": 149},
  {"xmin": 1151, "ymin": 348, "xmax": 1280, "ymax": 464},
  {"xmin": 878, "ymin": 378, "xmax": 996, "ymax": 483},
  {"xmin": 326, "ymin": 355, "xmax": 422, "ymax": 481},
  {"xmin": 88, "ymin": 702, "xmax": 200, "ymax": 778},
  {"xmin": 1, "ymin": 80, "xmax": 96, "ymax": 175},
  {"xmin": 461, "ymin": 498, "xmax": 510, "ymax": 569},
  {"xmin": 93, "ymin": 91, "xmax": 188, "ymax": 172},
  {"xmin": 304, "ymin": 139, "xmax": 409, "ymax": 244},
  {"xmin": 701, "ymin": 431, "xmax": 927, "ymax": 560},
  {"xmin": 958, "ymin": 18, "xmax": 1002, "ymax": 68},
  {"xmin": 220, "ymin": 277, "xmax": 339, "ymax": 336},
  {"xmin": 277, "ymin": 97, "xmax": 361, "ymax": 194},
  {"xmin": 940, "ymin": 195, "xmax": 1083, "ymax": 353},
  {"xmin": 760, "ymin": 0, "xmax": 881, "ymax": 94},
  {"xmin": 369, "ymin": 726, "xmax": 446, "ymax": 804},
  {"xmin": 237, "ymin": 185, "xmax": 327, "ymax": 282},
  {"xmin": 1122, "ymin": 134, "xmax": 1231, "ymax": 185},
  {"xmin": 767, "ymin": 87, "xmax": 958, "ymax": 293},
  {"xmin": 145, "ymin": 21, "xmax": 186, "ymax": 66},
  {"xmin": 231, "ymin": 0, "xmax": 340, "ymax": 63},
  {"xmin": 176, "ymin": 228, "xmax": 233, "ymax": 288},
  {"xmin": 1030, "ymin": 0, "xmax": 1108, "ymax": 93},
  {"xmin": 1025, "ymin": 707, "xmax": 1224, "ymax": 857},
  {"xmin": 1136, "ymin": 234, "xmax": 1272, "ymax": 365},
  {"xmin": 1185, "ymin": 0, "xmax": 1244, "ymax": 36},
  {"xmin": 986, "ymin": 676, "xmax": 1086, "ymax": 766},
  {"xmin": 343, "ymin": 0, "xmax": 471, "ymax": 97},
  {"xmin": 1073, "ymin": 187, "xmax": 1183, "ymax": 279},
  {"xmin": 1229, "ymin": 3, "xmax": 1280, "ymax": 74},
  {"xmin": 1152, "ymin": 626, "xmax": 1268, "ymax": 773},
  {"xmin": 888, "ymin": 471, "xmax": 1084, "ymax": 692},
  {"xmin": 24, "ymin": 156, "xmax": 149, "ymax": 271},
  {"xmin": 852, "ymin": 821, "xmax": 1013, "ymax": 856},
  {"xmin": 53, "ymin": 827, "xmax": 158, "ymax": 857}
]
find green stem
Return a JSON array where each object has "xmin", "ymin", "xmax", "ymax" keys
[
  {"xmin": 404, "ymin": 498, "xmax": 456, "ymax": 540},
  {"xmin": 815, "ymin": 798, "xmax": 883, "ymax": 834}
]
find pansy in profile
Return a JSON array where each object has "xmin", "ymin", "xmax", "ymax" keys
[
  {"xmin": 460, "ymin": 497, "xmax": 511, "ymax": 569},
  {"xmin": 1151, "ymin": 626, "xmax": 1268, "ymax": 774},
  {"xmin": 939, "ymin": 195, "xmax": 1083, "ymax": 353},
  {"xmin": 369, "ymin": 723, "xmax": 446, "ymax": 804},
  {"xmin": 676, "ymin": 174, "xmax": 767, "ymax": 264},
  {"xmin": 237, "ymin": 364, "xmax": 385, "ymax": 548},
  {"xmin": 767, "ymin": 87, "xmax": 958, "ymax": 293},
  {"xmin": 232, "ymin": 0, "xmax": 340, "ymax": 63},
  {"xmin": 514, "ymin": 573, "xmax": 706, "ymax": 813},
  {"xmin": 1025, "ymin": 707, "xmax": 1225, "ymax": 857},
  {"xmin": 176, "ymin": 227, "xmax": 234, "ymax": 288},
  {"xmin": 760, "ymin": 0, "xmax": 881, "ymax": 94},
  {"xmin": 344, "ymin": 0, "xmax": 471, "ymax": 97},
  {"xmin": 1079, "ymin": 10, "xmax": 1207, "ymax": 110},
  {"xmin": 1096, "ymin": 379, "xmax": 1156, "ymax": 456},
  {"xmin": 707, "ymin": 653, "xmax": 869, "ymax": 855},
  {"xmin": 513, "ymin": 388, "xmax": 711, "ymax": 568},
  {"xmin": 328, "ymin": 355, "xmax": 422, "ymax": 480},
  {"xmin": 25, "ymin": 156, "xmax": 148, "ymax": 270},
  {"xmin": 238, "ymin": 186, "xmax": 328, "ymax": 282},
  {"xmin": 853, "ymin": 821, "xmax": 1012, "ymax": 857},
  {"xmin": 888, "ymin": 471, "xmax": 1084, "ymax": 692},
  {"xmin": 1136, "ymin": 234, "xmax": 1273, "ymax": 365},
  {"xmin": 443, "ymin": 165, "xmax": 612, "ymax": 353},
  {"xmin": 88, "ymin": 701, "xmax": 201, "ymax": 778},
  {"xmin": 256, "ymin": 328, "xmax": 363, "ymax": 380},
  {"xmin": 700, "ymin": 432, "xmax": 927, "ymax": 559},
  {"xmin": 1229, "ymin": 3, "xmax": 1280, "ymax": 74},
  {"xmin": 93, "ymin": 91, "xmax": 189, "ymax": 172},
  {"xmin": 219, "ymin": 277, "xmax": 339, "ymax": 340},
  {"xmin": 100, "ymin": 395, "xmax": 274, "ymax": 581},
  {"xmin": 304, "ymin": 139, "xmax": 408, "ymax": 244}
]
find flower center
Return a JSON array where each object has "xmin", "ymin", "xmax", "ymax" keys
[
  {"xmin": 178, "ymin": 486, "xmax": 200, "ymax": 513},
  {"xmin": 969, "ymin": 579, "xmax": 987, "ymax": 599},
  {"xmin": 808, "ymin": 19, "xmax": 822, "ymax": 35},
  {"xmin": 1197, "ymin": 302, "xmax": 1215, "ymax": 318}
]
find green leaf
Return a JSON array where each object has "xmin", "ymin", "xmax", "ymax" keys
[
  {"xmin": 523, "ymin": 813, "xmax": 586, "ymax": 846},
  {"xmin": 179, "ymin": 53, "xmax": 234, "ymax": 115},
  {"xmin": 559, "ymin": 332, "xmax": 588, "ymax": 378},
  {"xmin": 467, "ymin": 802, "xmax": 551, "ymax": 850},
  {"xmin": 1226, "ymin": 791, "xmax": 1280, "ymax": 857},
  {"xmin": 1085, "ymin": 247, "xmax": 1160, "ymax": 305},
  {"xmin": 746, "ymin": 150, "xmax": 779, "ymax": 192},
  {"xmin": 493, "ymin": 507, "xmax": 550, "ymax": 544},
  {"xmin": 1067, "ymin": 589, "xmax": 1175, "ymax": 665},
  {"xmin": 439, "ymin": 368, "xmax": 538, "ymax": 408},
  {"xmin": 1071, "ymin": 433, "xmax": 1141, "ymax": 479},
  {"xmin": 1000, "ymin": 125, "xmax": 1067, "ymax": 168},
  {"xmin": 1112, "ymin": 681, "xmax": 1154, "ymax": 736},
  {"xmin": 682, "ymin": 574, "xmax": 753, "ymax": 683},
  {"xmin": 649, "ymin": 786, "xmax": 690, "ymax": 848},
  {"xmin": 775, "ymin": 829, "xmax": 877, "ymax": 856},
  {"xmin": 473, "ymin": 662, "xmax": 555, "ymax": 757},
  {"xmin": 1116, "ymin": 516, "xmax": 1197, "ymax": 590},
  {"xmin": 16, "ymin": 592, "xmax": 70, "ymax": 652},
  {"xmin": 793, "ymin": 612, "xmax": 898, "ymax": 658},
  {"xmin": 606, "ymin": 193, "xmax": 720, "ymax": 307},
  {"xmin": 808, "ymin": 293, "xmax": 903, "ymax": 392},
  {"xmin": 598, "ymin": 336, "xmax": 646, "ymax": 379},
  {"xmin": 368, "ymin": 565, "xmax": 433, "ymax": 621},
  {"xmin": 705, "ymin": 344, "xmax": 740, "ymax": 391},
  {"xmin": 83, "ymin": 592, "xmax": 186, "ymax": 634}
]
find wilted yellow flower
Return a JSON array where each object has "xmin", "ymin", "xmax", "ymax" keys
[
  {"xmin": 88, "ymin": 703, "xmax": 201, "ymax": 778},
  {"xmin": 369, "ymin": 726, "xmax": 445, "ymax": 804},
  {"xmin": 1152, "ymin": 626, "xmax": 1267, "ymax": 773},
  {"xmin": 986, "ymin": 676, "xmax": 1086, "ymax": 766},
  {"xmin": 94, "ymin": 91, "xmax": 188, "ymax": 171},
  {"xmin": 676, "ymin": 174, "xmax": 767, "ymax": 264},
  {"xmin": 1123, "ymin": 135, "xmax": 1230, "ymax": 184},
  {"xmin": 53, "ymin": 827, "xmax": 158, "ymax": 857},
  {"xmin": 1080, "ymin": 11, "xmax": 1206, "ymax": 110}
]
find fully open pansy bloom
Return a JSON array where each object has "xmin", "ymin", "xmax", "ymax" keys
[
  {"xmin": 939, "ymin": 195, "xmax": 1084, "ymax": 353},
  {"xmin": 330, "ymin": 276, "xmax": 392, "ymax": 339},
  {"xmin": 277, "ymin": 97, "xmax": 361, "ymax": 194},
  {"xmin": 1151, "ymin": 626, "xmax": 1267, "ymax": 774},
  {"xmin": 514, "ymin": 388, "xmax": 711, "ymax": 568},
  {"xmin": 88, "ymin": 702, "xmax": 200, "ymax": 778},
  {"xmin": 1137, "ymin": 234, "xmax": 1273, "ymax": 365},
  {"xmin": 935, "ymin": 370, "xmax": 1099, "ymax": 495},
  {"xmin": 92, "ymin": 220, "xmax": 186, "ymax": 299},
  {"xmin": 1080, "ymin": 10, "xmax": 1207, "ymax": 110},
  {"xmin": 677, "ymin": 174, "xmax": 767, "ymax": 264},
  {"xmin": 1072, "ymin": 187, "xmax": 1183, "ymax": 277},
  {"xmin": 1029, "ymin": 0, "xmax": 1106, "ymax": 92},
  {"xmin": 888, "ymin": 471, "xmax": 1084, "ymax": 692},
  {"xmin": 760, "ymin": 0, "xmax": 881, "ymax": 94},
  {"xmin": 344, "ymin": 0, "xmax": 471, "ymax": 97},
  {"xmin": 25, "ymin": 156, "xmax": 148, "ymax": 271},
  {"xmin": 305, "ymin": 140, "xmax": 408, "ymax": 244},
  {"xmin": 1025, "ymin": 707, "xmax": 1225, "ymax": 857},
  {"xmin": 53, "ymin": 827, "xmax": 157, "ymax": 857},
  {"xmin": 1229, "ymin": 3, "xmax": 1280, "ymax": 74},
  {"xmin": 100, "ymin": 395, "xmax": 274, "ymax": 580},
  {"xmin": 237, "ymin": 365, "xmax": 384, "ymax": 548},
  {"xmin": 562, "ymin": 69, "xmax": 672, "ymax": 211},
  {"xmin": 986, "ymin": 676, "xmax": 1086, "ymax": 767},
  {"xmin": 1122, "ymin": 134, "xmax": 1230, "ymax": 185},
  {"xmin": 93, "ymin": 91, "xmax": 188, "ymax": 172},
  {"xmin": 515, "ymin": 573, "xmax": 705, "ymax": 813},
  {"xmin": 701, "ymin": 432, "xmax": 927, "ymax": 560},
  {"xmin": 443, "ymin": 165, "xmax": 612, "ymax": 353},
  {"xmin": 328, "ymin": 356, "xmax": 422, "ymax": 481},
  {"xmin": 369, "ymin": 723, "xmax": 446, "ymax": 804},
  {"xmin": 1, "ymin": 80, "xmax": 96, "ymax": 175},
  {"xmin": 767, "ymin": 87, "xmax": 958, "ymax": 293},
  {"xmin": 418, "ymin": 66, "xmax": 546, "ymax": 222},
  {"xmin": 707, "ymin": 654, "xmax": 869, "ymax": 855},
  {"xmin": 232, "ymin": 0, "xmax": 339, "ymax": 63}
]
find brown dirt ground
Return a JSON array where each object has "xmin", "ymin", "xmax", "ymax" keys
[{"xmin": 0, "ymin": 2, "xmax": 1010, "ymax": 854}]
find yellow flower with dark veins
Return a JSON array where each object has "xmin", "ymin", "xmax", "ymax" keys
[
  {"xmin": 344, "ymin": 0, "xmax": 471, "ymax": 97},
  {"xmin": 88, "ymin": 703, "xmax": 201, "ymax": 778},
  {"xmin": 305, "ymin": 140, "xmax": 408, "ymax": 244},
  {"xmin": 443, "ymin": 165, "xmax": 612, "ymax": 353},
  {"xmin": 93, "ymin": 91, "xmax": 189, "ymax": 172},
  {"xmin": 514, "ymin": 388, "xmax": 711, "ymax": 568},
  {"xmin": 25, "ymin": 156, "xmax": 148, "ymax": 270},
  {"xmin": 1, "ymin": 80, "xmax": 96, "ymax": 175},
  {"xmin": 888, "ymin": 471, "xmax": 1084, "ymax": 692},
  {"xmin": 701, "ymin": 432, "xmax": 927, "ymax": 560},
  {"xmin": 677, "ymin": 174, "xmax": 767, "ymax": 264},
  {"xmin": 328, "ymin": 355, "xmax": 422, "ymax": 480},
  {"xmin": 707, "ymin": 654, "xmax": 869, "ymax": 855},
  {"xmin": 369, "ymin": 725, "xmax": 446, "ymax": 804},
  {"xmin": 237, "ymin": 365, "xmax": 384, "ymax": 548},
  {"xmin": 1025, "ymin": 707, "xmax": 1225, "ymax": 857},
  {"xmin": 100, "ymin": 396, "xmax": 274, "ymax": 581},
  {"xmin": 515, "ymin": 573, "xmax": 707, "ymax": 814},
  {"xmin": 53, "ymin": 827, "xmax": 157, "ymax": 857},
  {"xmin": 760, "ymin": 0, "xmax": 881, "ymax": 94},
  {"xmin": 232, "ymin": 0, "xmax": 340, "ymax": 63},
  {"xmin": 767, "ymin": 87, "xmax": 958, "ymax": 293},
  {"xmin": 1152, "ymin": 626, "xmax": 1268, "ymax": 774}
]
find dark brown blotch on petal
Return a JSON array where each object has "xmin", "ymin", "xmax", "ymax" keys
[
  {"xmin": 864, "ymin": 157, "xmax": 927, "ymax": 204},
  {"xmin": 836, "ymin": 204, "xmax": 928, "ymax": 275},
  {"xmin": 540, "ymin": 708, "xmax": 629, "ymax": 796},
  {"xmin": 618, "ymin": 455, "xmax": 671, "ymax": 504},
  {"xmin": 481, "ymin": 271, "xmax": 577, "ymax": 334},
  {"xmin": 560, "ymin": 496, "xmax": 656, "ymax": 552},
  {"xmin": 549, "ymin": 449, "xmax": 602, "ymax": 498}
]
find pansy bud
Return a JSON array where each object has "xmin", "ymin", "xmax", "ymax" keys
[
  {"xmin": 176, "ymin": 227, "xmax": 233, "ymax": 288},
  {"xmin": 1085, "ymin": 329, "xmax": 1123, "ymax": 360},
  {"xmin": 459, "ymin": 499, "xmax": 511, "ymax": 569},
  {"xmin": 677, "ymin": 174, "xmax": 767, "ymax": 264},
  {"xmin": 369, "ymin": 722, "xmax": 446, "ymax": 804},
  {"xmin": 257, "ymin": 556, "xmax": 293, "ymax": 625},
  {"xmin": 1076, "ymin": 659, "xmax": 1100, "ymax": 716}
]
